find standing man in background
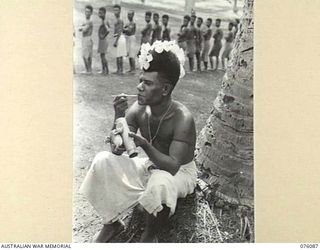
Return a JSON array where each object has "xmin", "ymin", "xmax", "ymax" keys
[
  {"xmin": 141, "ymin": 11, "xmax": 153, "ymax": 44},
  {"xmin": 98, "ymin": 7, "xmax": 110, "ymax": 75},
  {"xmin": 186, "ymin": 14, "xmax": 197, "ymax": 72},
  {"xmin": 209, "ymin": 18, "xmax": 223, "ymax": 70},
  {"xmin": 177, "ymin": 15, "xmax": 190, "ymax": 52},
  {"xmin": 124, "ymin": 10, "xmax": 137, "ymax": 73},
  {"xmin": 201, "ymin": 18, "xmax": 212, "ymax": 70},
  {"xmin": 79, "ymin": 5, "xmax": 93, "ymax": 74},
  {"xmin": 221, "ymin": 22, "xmax": 234, "ymax": 70},
  {"xmin": 151, "ymin": 13, "xmax": 162, "ymax": 44},
  {"xmin": 195, "ymin": 17, "xmax": 203, "ymax": 71},
  {"xmin": 113, "ymin": 4, "xmax": 127, "ymax": 74},
  {"xmin": 161, "ymin": 14, "xmax": 171, "ymax": 41}
]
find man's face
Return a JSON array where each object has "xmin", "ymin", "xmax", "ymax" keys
[
  {"xmin": 190, "ymin": 16, "xmax": 196, "ymax": 25},
  {"xmin": 196, "ymin": 18, "xmax": 202, "ymax": 27},
  {"xmin": 215, "ymin": 20, "xmax": 221, "ymax": 27},
  {"xmin": 153, "ymin": 15, "xmax": 159, "ymax": 23},
  {"xmin": 137, "ymin": 72, "xmax": 168, "ymax": 106},
  {"xmin": 162, "ymin": 17, "xmax": 168, "ymax": 26},
  {"xmin": 206, "ymin": 20, "xmax": 212, "ymax": 27},
  {"xmin": 113, "ymin": 7, "xmax": 120, "ymax": 17},
  {"xmin": 183, "ymin": 18, "xmax": 189, "ymax": 26},
  {"xmin": 128, "ymin": 11, "xmax": 134, "ymax": 21},
  {"xmin": 98, "ymin": 10, "xmax": 105, "ymax": 19},
  {"xmin": 145, "ymin": 15, "xmax": 151, "ymax": 23},
  {"xmin": 228, "ymin": 23, "xmax": 233, "ymax": 31},
  {"xmin": 85, "ymin": 8, "xmax": 92, "ymax": 19}
]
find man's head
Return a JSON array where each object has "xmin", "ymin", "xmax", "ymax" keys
[
  {"xmin": 153, "ymin": 13, "xmax": 159, "ymax": 23},
  {"xmin": 113, "ymin": 4, "xmax": 121, "ymax": 18},
  {"xmin": 98, "ymin": 7, "xmax": 106, "ymax": 20},
  {"xmin": 196, "ymin": 17, "xmax": 203, "ymax": 27},
  {"xmin": 137, "ymin": 50, "xmax": 181, "ymax": 105},
  {"xmin": 215, "ymin": 18, "xmax": 221, "ymax": 27},
  {"xmin": 127, "ymin": 10, "xmax": 134, "ymax": 21},
  {"xmin": 162, "ymin": 14, "xmax": 169, "ymax": 26},
  {"xmin": 206, "ymin": 18, "xmax": 212, "ymax": 27},
  {"xmin": 85, "ymin": 5, "xmax": 93, "ymax": 19},
  {"xmin": 145, "ymin": 11, "xmax": 152, "ymax": 23},
  {"xmin": 228, "ymin": 21, "xmax": 234, "ymax": 31},
  {"xmin": 183, "ymin": 15, "xmax": 191, "ymax": 26},
  {"xmin": 190, "ymin": 14, "xmax": 196, "ymax": 25}
]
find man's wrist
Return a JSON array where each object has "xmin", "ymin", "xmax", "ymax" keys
[{"xmin": 141, "ymin": 140, "xmax": 151, "ymax": 151}]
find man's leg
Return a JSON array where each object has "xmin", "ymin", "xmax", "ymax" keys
[
  {"xmin": 93, "ymin": 220, "xmax": 125, "ymax": 243},
  {"xmin": 214, "ymin": 55, "xmax": 219, "ymax": 70},
  {"xmin": 104, "ymin": 56, "xmax": 109, "ymax": 74},
  {"xmin": 88, "ymin": 56, "xmax": 92, "ymax": 73},
  {"xmin": 100, "ymin": 54, "xmax": 105, "ymax": 73},
  {"xmin": 204, "ymin": 61, "xmax": 208, "ymax": 70},
  {"xmin": 115, "ymin": 57, "xmax": 120, "ymax": 73},
  {"xmin": 80, "ymin": 151, "xmax": 147, "ymax": 242},
  {"xmin": 129, "ymin": 57, "xmax": 135, "ymax": 72},
  {"xmin": 188, "ymin": 56, "xmax": 194, "ymax": 72},
  {"xmin": 209, "ymin": 56, "xmax": 213, "ymax": 70},
  {"xmin": 140, "ymin": 205, "xmax": 170, "ymax": 242},
  {"xmin": 119, "ymin": 57, "xmax": 123, "ymax": 74},
  {"xmin": 83, "ymin": 57, "xmax": 89, "ymax": 72},
  {"xmin": 195, "ymin": 51, "xmax": 201, "ymax": 71}
]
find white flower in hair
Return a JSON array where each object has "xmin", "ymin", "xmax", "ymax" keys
[{"xmin": 138, "ymin": 40, "xmax": 186, "ymax": 79}]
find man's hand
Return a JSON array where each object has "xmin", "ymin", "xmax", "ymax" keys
[
  {"xmin": 110, "ymin": 142, "xmax": 126, "ymax": 155},
  {"xmin": 129, "ymin": 132, "xmax": 149, "ymax": 148},
  {"xmin": 113, "ymin": 95, "xmax": 128, "ymax": 118},
  {"xmin": 113, "ymin": 41, "xmax": 118, "ymax": 47}
]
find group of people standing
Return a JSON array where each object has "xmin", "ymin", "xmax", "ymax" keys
[{"xmin": 77, "ymin": 4, "xmax": 239, "ymax": 75}]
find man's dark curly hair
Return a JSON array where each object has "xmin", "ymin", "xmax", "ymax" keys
[{"xmin": 143, "ymin": 50, "xmax": 181, "ymax": 88}]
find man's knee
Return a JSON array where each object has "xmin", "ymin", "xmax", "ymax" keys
[
  {"xmin": 147, "ymin": 171, "xmax": 176, "ymax": 191},
  {"xmin": 91, "ymin": 151, "xmax": 115, "ymax": 172}
]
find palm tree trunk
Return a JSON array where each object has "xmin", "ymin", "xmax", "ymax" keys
[{"xmin": 195, "ymin": 0, "xmax": 254, "ymax": 208}]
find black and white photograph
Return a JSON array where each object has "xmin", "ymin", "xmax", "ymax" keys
[{"xmin": 73, "ymin": 0, "xmax": 253, "ymax": 243}]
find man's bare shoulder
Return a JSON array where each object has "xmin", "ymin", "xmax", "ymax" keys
[
  {"xmin": 172, "ymin": 101, "xmax": 195, "ymax": 127},
  {"xmin": 171, "ymin": 101, "xmax": 196, "ymax": 144}
]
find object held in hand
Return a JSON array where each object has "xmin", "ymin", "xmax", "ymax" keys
[
  {"xmin": 111, "ymin": 93, "xmax": 137, "ymax": 98},
  {"xmin": 106, "ymin": 118, "xmax": 138, "ymax": 158}
]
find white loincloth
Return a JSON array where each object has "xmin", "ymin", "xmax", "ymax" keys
[
  {"xmin": 79, "ymin": 151, "xmax": 197, "ymax": 224},
  {"xmin": 126, "ymin": 35, "xmax": 136, "ymax": 58},
  {"xmin": 115, "ymin": 34, "xmax": 127, "ymax": 58}
]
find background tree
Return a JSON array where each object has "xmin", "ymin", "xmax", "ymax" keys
[{"xmin": 195, "ymin": 0, "xmax": 254, "ymax": 208}]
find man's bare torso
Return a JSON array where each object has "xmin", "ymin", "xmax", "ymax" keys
[{"xmin": 127, "ymin": 100, "xmax": 196, "ymax": 164}]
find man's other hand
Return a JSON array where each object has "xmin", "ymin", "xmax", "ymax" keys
[
  {"xmin": 113, "ymin": 95, "xmax": 128, "ymax": 118},
  {"xmin": 129, "ymin": 132, "xmax": 148, "ymax": 148}
]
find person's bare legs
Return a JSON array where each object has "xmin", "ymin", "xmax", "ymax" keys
[
  {"xmin": 88, "ymin": 56, "xmax": 92, "ymax": 73},
  {"xmin": 214, "ymin": 55, "xmax": 219, "ymax": 70},
  {"xmin": 140, "ymin": 205, "xmax": 170, "ymax": 243},
  {"xmin": 93, "ymin": 220, "xmax": 125, "ymax": 243},
  {"xmin": 221, "ymin": 55, "xmax": 226, "ymax": 70},
  {"xmin": 188, "ymin": 56, "xmax": 194, "ymax": 72},
  {"xmin": 209, "ymin": 56, "xmax": 213, "ymax": 70},
  {"xmin": 83, "ymin": 57, "xmax": 89, "ymax": 73}
]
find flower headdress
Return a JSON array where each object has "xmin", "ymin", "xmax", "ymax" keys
[{"xmin": 138, "ymin": 40, "xmax": 186, "ymax": 79}]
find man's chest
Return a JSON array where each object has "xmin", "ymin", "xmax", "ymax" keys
[{"xmin": 137, "ymin": 117, "xmax": 174, "ymax": 145}]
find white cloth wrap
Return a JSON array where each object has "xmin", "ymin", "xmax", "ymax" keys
[
  {"xmin": 126, "ymin": 35, "xmax": 136, "ymax": 58},
  {"xmin": 115, "ymin": 34, "xmax": 127, "ymax": 58},
  {"xmin": 79, "ymin": 151, "xmax": 197, "ymax": 224}
]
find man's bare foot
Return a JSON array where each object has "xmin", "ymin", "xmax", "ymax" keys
[
  {"xmin": 92, "ymin": 220, "xmax": 125, "ymax": 243},
  {"xmin": 140, "ymin": 231, "xmax": 158, "ymax": 243}
]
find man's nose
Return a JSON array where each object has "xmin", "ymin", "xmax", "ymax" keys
[{"xmin": 137, "ymin": 81, "xmax": 144, "ymax": 91}]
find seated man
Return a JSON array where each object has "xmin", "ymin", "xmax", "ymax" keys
[{"xmin": 80, "ymin": 41, "xmax": 197, "ymax": 243}]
